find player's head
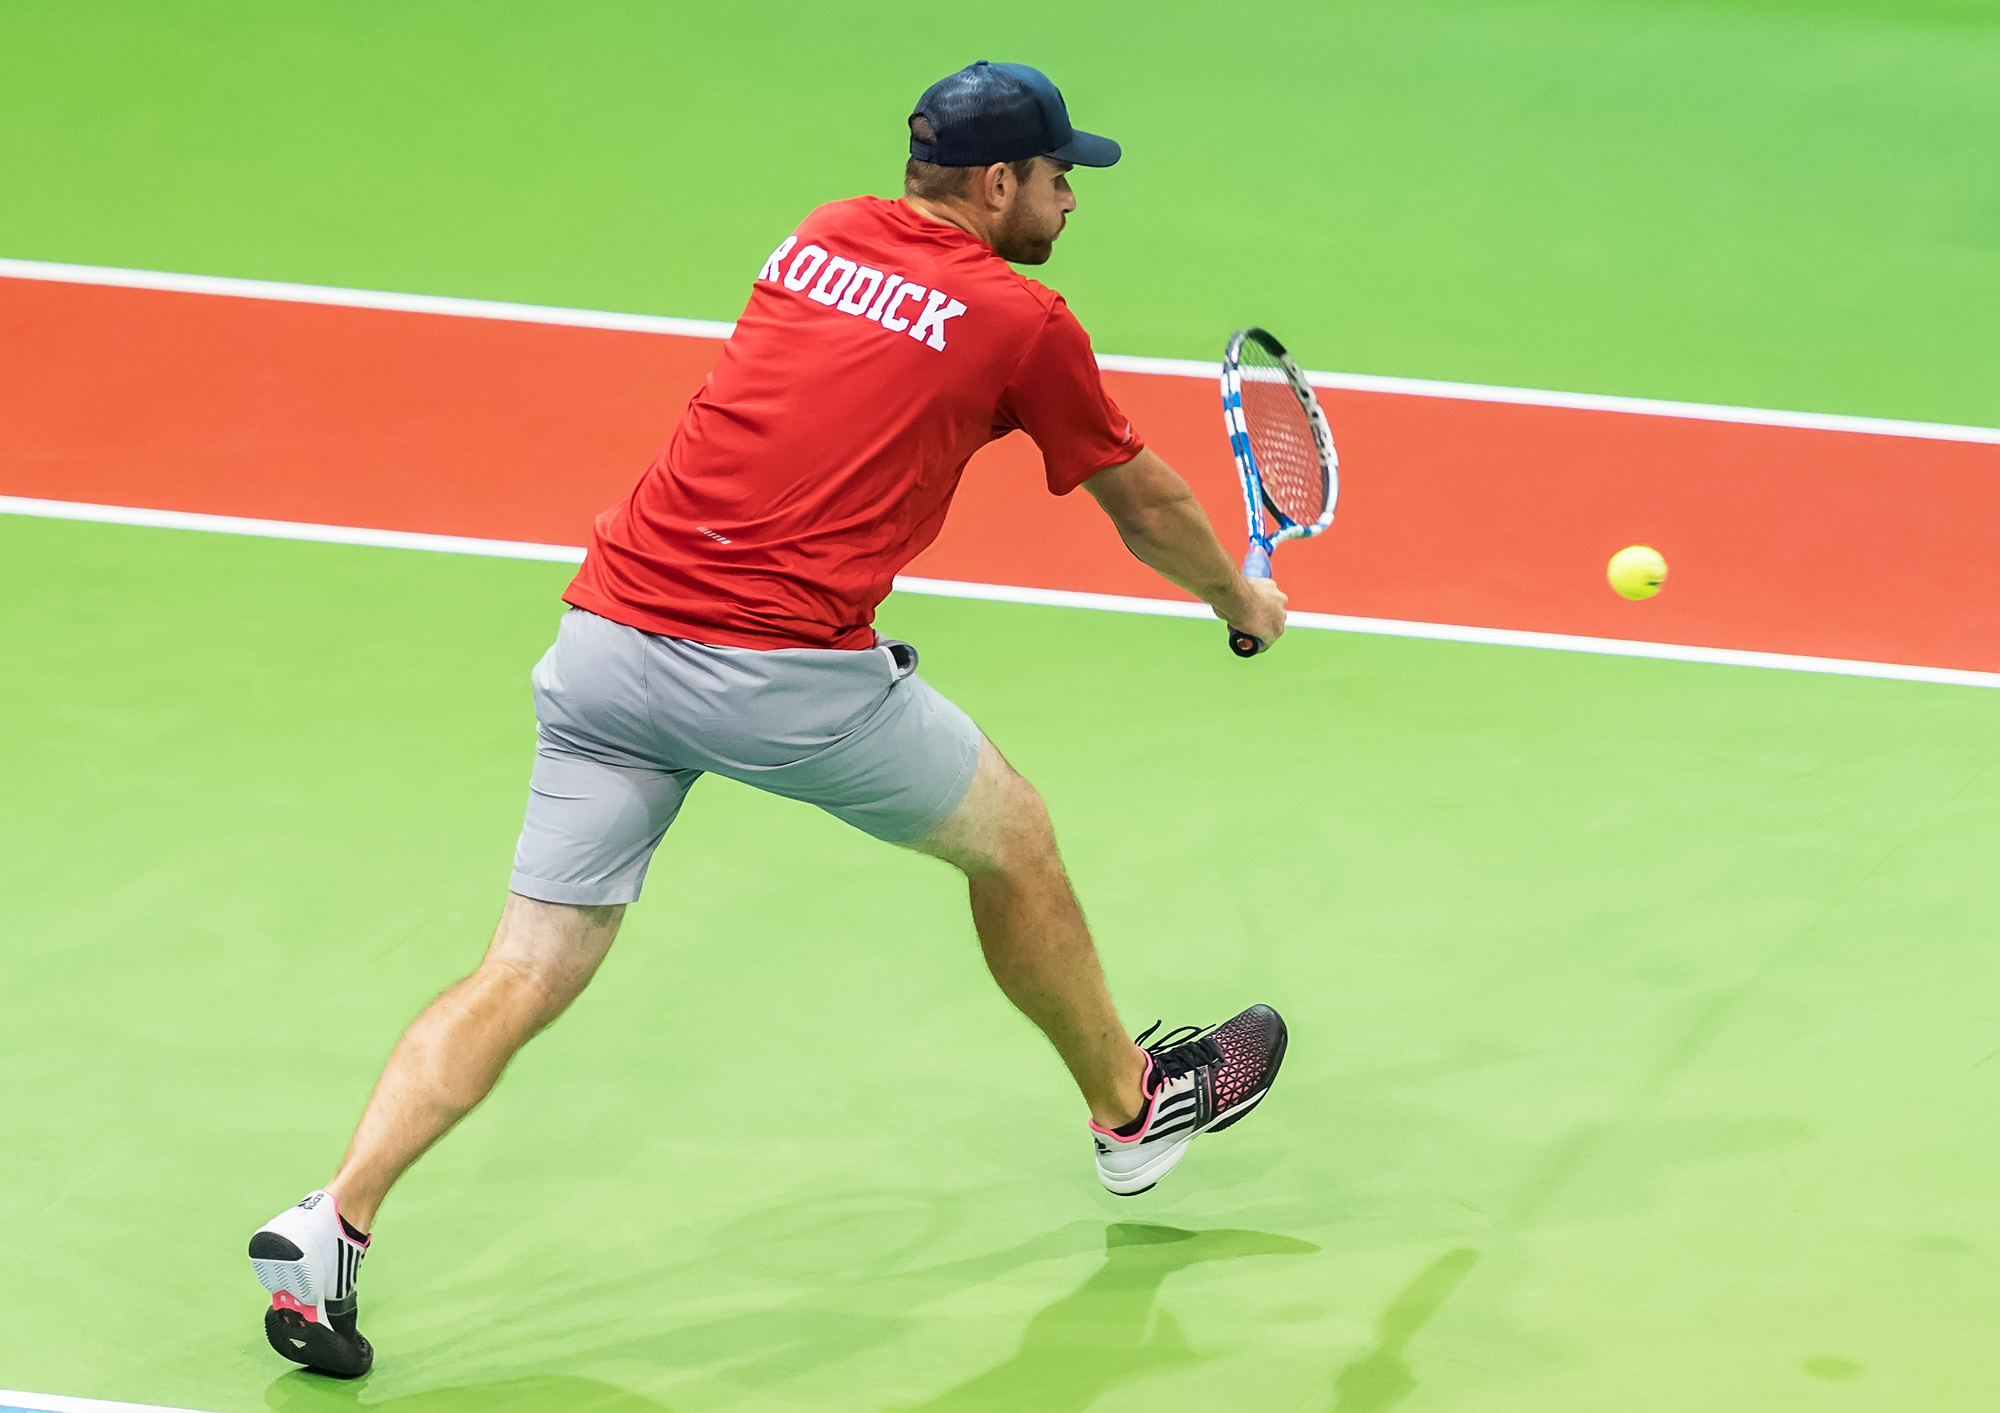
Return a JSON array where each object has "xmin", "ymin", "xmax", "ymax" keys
[{"xmin": 904, "ymin": 61, "xmax": 1120, "ymax": 266}]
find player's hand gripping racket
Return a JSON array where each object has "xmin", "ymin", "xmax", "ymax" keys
[{"xmin": 1220, "ymin": 327, "xmax": 1339, "ymax": 656}]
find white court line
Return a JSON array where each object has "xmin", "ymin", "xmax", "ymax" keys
[
  {"xmin": 6, "ymin": 257, "xmax": 1998, "ymax": 447},
  {"xmin": 891, "ymin": 576, "xmax": 2000, "ymax": 690},
  {"xmin": 1095, "ymin": 354, "xmax": 2000, "ymax": 446},
  {"xmin": 0, "ymin": 256, "xmax": 734, "ymax": 340},
  {"xmin": 0, "ymin": 495, "xmax": 586, "ymax": 562},
  {"xmin": 0, "ymin": 1390, "xmax": 214, "ymax": 1413},
  {"xmin": 6, "ymin": 496, "xmax": 1996, "ymax": 691}
]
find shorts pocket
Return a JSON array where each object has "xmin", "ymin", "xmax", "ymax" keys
[{"xmin": 876, "ymin": 637, "xmax": 920, "ymax": 680}]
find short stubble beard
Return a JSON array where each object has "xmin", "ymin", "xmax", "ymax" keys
[{"xmin": 991, "ymin": 204, "xmax": 1061, "ymax": 265}]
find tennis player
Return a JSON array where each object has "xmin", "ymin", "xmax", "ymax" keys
[{"xmin": 248, "ymin": 60, "xmax": 1291, "ymax": 1376}]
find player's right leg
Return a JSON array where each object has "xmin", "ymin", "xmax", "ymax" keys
[
  {"xmin": 907, "ymin": 736, "xmax": 1150, "ymax": 1128},
  {"xmin": 907, "ymin": 737, "xmax": 1288, "ymax": 1196},
  {"xmin": 668, "ymin": 628, "xmax": 1289, "ymax": 1198}
]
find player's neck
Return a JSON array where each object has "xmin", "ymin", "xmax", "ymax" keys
[{"xmin": 902, "ymin": 196, "xmax": 996, "ymax": 250}]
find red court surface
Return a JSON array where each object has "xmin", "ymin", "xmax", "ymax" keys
[{"xmin": 6, "ymin": 275, "xmax": 1998, "ymax": 673}]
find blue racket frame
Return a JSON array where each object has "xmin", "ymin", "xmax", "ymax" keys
[{"xmin": 1220, "ymin": 326, "xmax": 1339, "ymax": 655}]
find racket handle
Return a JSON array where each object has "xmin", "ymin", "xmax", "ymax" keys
[{"xmin": 1228, "ymin": 545, "xmax": 1272, "ymax": 656}]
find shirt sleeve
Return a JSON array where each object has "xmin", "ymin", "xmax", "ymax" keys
[{"xmin": 993, "ymin": 297, "xmax": 1145, "ymax": 495}]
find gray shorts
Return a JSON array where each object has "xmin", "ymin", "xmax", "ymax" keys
[{"xmin": 509, "ymin": 608, "xmax": 983, "ymax": 905}]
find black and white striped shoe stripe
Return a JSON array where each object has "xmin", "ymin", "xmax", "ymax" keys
[
  {"xmin": 333, "ymin": 1238, "xmax": 362, "ymax": 1299},
  {"xmin": 1096, "ymin": 1093, "xmax": 1199, "ymax": 1152},
  {"xmin": 1147, "ymin": 1094, "xmax": 1198, "ymax": 1132}
]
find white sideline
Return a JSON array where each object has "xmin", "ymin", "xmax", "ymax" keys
[
  {"xmin": 892, "ymin": 576, "xmax": 2000, "ymax": 689},
  {"xmin": 1095, "ymin": 354, "xmax": 2000, "ymax": 446},
  {"xmin": 6, "ymin": 496, "xmax": 1996, "ymax": 691},
  {"xmin": 0, "ymin": 495, "xmax": 587, "ymax": 562},
  {"xmin": 5, "ymin": 257, "xmax": 1999, "ymax": 447},
  {"xmin": 0, "ymin": 256, "xmax": 733, "ymax": 340},
  {"xmin": 0, "ymin": 1390, "xmax": 214, "ymax": 1413}
]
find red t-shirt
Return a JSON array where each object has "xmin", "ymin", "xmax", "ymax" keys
[{"xmin": 563, "ymin": 195, "xmax": 1144, "ymax": 650}]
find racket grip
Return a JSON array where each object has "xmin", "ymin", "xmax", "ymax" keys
[{"xmin": 1230, "ymin": 546, "xmax": 1273, "ymax": 656}]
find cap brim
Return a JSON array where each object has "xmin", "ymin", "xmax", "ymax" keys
[{"xmin": 1046, "ymin": 129, "xmax": 1121, "ymax": 167}]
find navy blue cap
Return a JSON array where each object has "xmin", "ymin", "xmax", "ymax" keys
[{"xmin": 910, "ymin": 61, "xmax": 1121, "ymax": 169}]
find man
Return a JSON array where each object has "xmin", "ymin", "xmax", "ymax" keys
[{"xmin": 247, "ymin": 60, "xmax": 1291, "ymax": 1377}]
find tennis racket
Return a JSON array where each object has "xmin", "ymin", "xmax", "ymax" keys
[{"xmin": 1219, "ymin": 327, "xmax": 1339, "ymax": 656}]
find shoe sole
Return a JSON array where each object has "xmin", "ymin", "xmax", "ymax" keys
[
  {"xmin": 248, "ymin": 1232, "xmax": 319, "ymax": 1305},
  {"xmin": 1100, "ymin": 1129, "xmax": 1197, "ymax": 1197},
  {"xmin": 249, "ymin": 1230, "xmax": 372, "ymax": 1377},
  {"xmin": 264, "ymin": 1304, "xmax": 372, "ymax": 1378},
  {"xmin": 1097, "ymin": 1012, "xmax": 1289, "ymax": 1195}
]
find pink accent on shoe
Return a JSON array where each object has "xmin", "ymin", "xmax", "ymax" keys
[
  {"xmin": 270, "ymin": 1290, "xmax": 319, "ymax": 1320},
  {"xmin": 1087, "ymin": 1048, "xmax": 1161, "ymax": 1143},
  {"xmin": 324, "ymin": 1190, "xmax": 371, "ymax": 1248}
]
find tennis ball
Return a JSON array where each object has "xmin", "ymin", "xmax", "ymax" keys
[{"xmin": 1607, "ymin": 545, "xmax": 1668, "ymax": 600}]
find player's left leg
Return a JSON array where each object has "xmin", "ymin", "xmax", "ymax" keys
[
  {"xmin": 252, "ymin": 608, "xmax": 694, "ymax": 1377},
  {"xmin": 250, "ymin": 894, "xmax": 621, "ymax": 1376},
  {"xmin": 325, "ymin": 893, "xmax": 624, "ymax": 1231}
]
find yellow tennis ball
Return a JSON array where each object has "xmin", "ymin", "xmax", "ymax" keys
[{"xmin": 1607, "ymin": 545, "xmax": 1668, "ymax": 600}]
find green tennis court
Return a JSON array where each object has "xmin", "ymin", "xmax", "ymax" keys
[{"xmin": 5, "ymin": 4, "xmax": 2000, "ymax": 1411}]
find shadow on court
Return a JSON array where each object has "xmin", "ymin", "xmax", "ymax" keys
[
  {"xmin": 894, "ymin": 1222, "xmax": 1318, "ymax": 1412},
  {"xmin": 265, "ymin": 1371, "xmax": 677, "ymax": 1412},
  {"xmin": 258, "ymin": 1220, "xmax": 1319, "ymax": 1411},
  {"xmin": 1327, "ymin": 1246, "xmax": 1480, "ymax": 1413},
  {"xmin": 550, "ymin": 1208, "xmax": 1112, "ymax": 1402}
]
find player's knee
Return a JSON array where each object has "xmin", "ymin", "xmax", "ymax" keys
[
  {"xmin": 477, "ymin": 953, "xmax": 581, "ymax": 1029},
  {"xmin": 916, "ymin": 745, "xmax": 1058, "ymax": 875},
  {"xmin": 986, "ymin": 772, "xmax": 1059, "ymax": 872},
  {"xmin": 1004, "ymin": 770, "xmax": 1053, "ymax": 832}
]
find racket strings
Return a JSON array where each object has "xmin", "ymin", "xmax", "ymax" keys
[{"xmin": 1237, "ymin": 349, "xmax": 1328, "ymax": 527}]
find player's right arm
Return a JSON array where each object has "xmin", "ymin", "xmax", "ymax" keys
[{"xmin": 1085, "ymin": 448, "xmax": 1288, "ymax": 648}]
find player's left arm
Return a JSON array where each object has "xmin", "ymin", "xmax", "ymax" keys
[{"xmin": 1085, "ymin": 449, "xmax": 1287, "ymax": 647}]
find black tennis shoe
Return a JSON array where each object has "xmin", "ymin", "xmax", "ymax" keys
[
  {"xmin": 1090, "ymin": 1004, "xmax": 1288, "ymax": 1196},
  {"xmin": 248, "ymin": 1190, "xmax": 373, "ymax": 1377}
]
